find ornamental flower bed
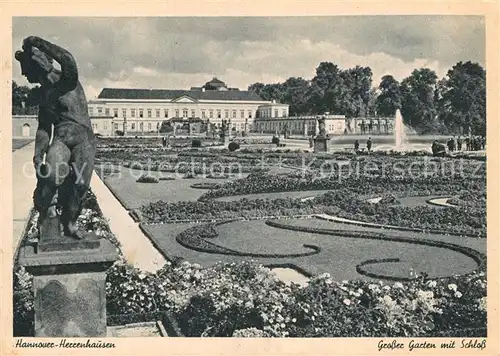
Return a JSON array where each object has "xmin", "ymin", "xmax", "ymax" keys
[
  {"xmin": 105, "ymin": 261, "xmax": 486, "ymax": 337},
  {"xmin": 139, "ymin": 197, "xmax": 324, "ymax": 223},
  {"xmin": 14, "ymin": 201, "xmax": 486, "ymax": 338}
]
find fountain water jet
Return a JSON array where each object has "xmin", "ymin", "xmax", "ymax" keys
[{"xmin": 394, "ymin": 109, "xmax": 407, "ymax": 149}]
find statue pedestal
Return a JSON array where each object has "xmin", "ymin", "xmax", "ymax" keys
[
  {"xmin": 222, "ymin": 136, "xmax": 230, "ymax": 146},
  {"xmin": 18, "ymin": 236, "xmax": 119, "ymax": 337},
  {"xmin": 313, "ymin": 136, "xmax": 330, "ymax": 153}
]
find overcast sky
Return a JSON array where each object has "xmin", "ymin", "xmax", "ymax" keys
[{"xmin": 12, "ymin": 16, "xmax": 485, "ymax": 99}]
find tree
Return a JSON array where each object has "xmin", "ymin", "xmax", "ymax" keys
[
  {"xmin": 248, "ymin": 82, "xmax": 284, "ymax": 102},
  {"xmin": 12, "ymin": 81, "xmax": 29, "ymax": 111},
  {"xmin": 341, "ymin": 66, "xmax": 373, "ymax": 117},
  {"xmin": 400, "ymin": 68, "xmax": 439, "ymax": 133},
  {"xmin": 281, "ymin": 77, "xmax": 311, "ymax": 115},
  {"xmin": 248, "ymin": 82, "xmax": 265, "ymax": 97},
  {"xmin": 309, "ymin": 62, "xmax": 346, "ymax": 114},
  {"xmin": 437, "ymin": 61, "xmax": 486, "ymax": 135},
  {"xmin": 12, "ymin": 80, "xmax": 41, "ymax": 115},
  {"xmin": 376, "ymin": 75, "xmax": 402, "ymax": 117}
]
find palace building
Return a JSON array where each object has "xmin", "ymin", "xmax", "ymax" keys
[
  {"xmin": 86, "ymin": 78, "xmax": 289, "ymax": 136},
  {"xmin": 12, "ymin": 77, "xmax": 395, "ymax": 138}
]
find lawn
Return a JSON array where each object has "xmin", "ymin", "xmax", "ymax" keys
[{"xmin": 142, "ymin": 217, "xmax": 483, "ymax": 282}]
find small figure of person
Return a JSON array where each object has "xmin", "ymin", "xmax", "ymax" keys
[
  {"xmin": 354, "ymin": 140, "xmax": 360, "ymax": 151},
  {"xmin": 465, "ymin": 136, "xmax": 471, "ymax": 151},
  {"xmin": 481, "ymin": 136, "xmax": 486, "ymax": 150},
  {"xmin": 366, "ymin": 137, "xmax": 372, "ymax": 152},
  {"xmin": 161, "ymin": 136, "xmax": 167, "ymax": 148},
  {"xmin": 457, "ymin": 135, "xmax": 462, "ymax": 151},
  {"xmin": 447, "ymin": 138, "xmax": 453, "ymax": 152},
  {"xmin": 309, "ymin": 136, "xmax": 314, "ymax": 148}
]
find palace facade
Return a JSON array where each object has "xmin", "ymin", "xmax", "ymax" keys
[
  {"xmin": 87, "ymin": 78, "xmax": 289, "ymax": 136},
  {"xmin": 12, "ymin": 78, "xmax": 396, "ymax": 138}
]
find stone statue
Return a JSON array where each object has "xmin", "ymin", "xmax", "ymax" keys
[
  {"xmin": 317, "ymin": 116, "xmax": 327, "ymax": 137},
  {"xmin": 16, "ymin": 36, "xmax": 96, "ymax": 242}
]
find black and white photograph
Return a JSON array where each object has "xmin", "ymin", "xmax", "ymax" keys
[{"xmin": 3, "ymin": 5, "xmax": 496, "ymax": 354}]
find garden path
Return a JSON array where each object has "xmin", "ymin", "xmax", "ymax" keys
[
  {"xmin": 91, "ymin": 172, "xmax": 167, "ymax": 272},
  {"xmin": 12, "ymin": 142, "xmax": 36, "ymax": 255}
]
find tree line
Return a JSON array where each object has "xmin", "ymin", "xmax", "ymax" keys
[{"xmin": 248, "ymin": 61, "xmax": 486, "ymax": 135}]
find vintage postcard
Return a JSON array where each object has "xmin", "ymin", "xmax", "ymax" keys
[{"xmin": 0, "ymin": 1, "xmax": 498, "ymax": 355}]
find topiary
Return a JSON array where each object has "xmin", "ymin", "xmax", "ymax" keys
[{"xmin": 228, "ymin": 141, "xmax": 240, "ymax": 152}]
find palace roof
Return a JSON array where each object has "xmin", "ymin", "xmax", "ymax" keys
[{"xmin": 97, "ymin": 88, "xmax": 265, "ymax": 101}]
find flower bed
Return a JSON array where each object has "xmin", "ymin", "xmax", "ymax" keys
[
  {"xmin": 139, "ymin": 197, "xmax": 325, "ymax": 223},
  {"xmin": 15, "ymin": 214, "xmax": 486, "ymax": 338},
  {"xmin": 105, "ymin": 261, "xmax": 486, "ymax": 337}
]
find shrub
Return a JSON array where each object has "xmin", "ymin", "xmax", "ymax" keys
[
  {"xmin": 228, "ymin": 141, "xmax": 240, "ymax": 152},
  {"xmin": 136, "ymin": 175, "xmax": 159, "ymax": 183},
  {"xmin": 192, "ymin": 139, "xmax": 202, "ymax": 148},
  {"xmin": 115, "ymin": 130, "xmax": 124, "ymax": 136}
]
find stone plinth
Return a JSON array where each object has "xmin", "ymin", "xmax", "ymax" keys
[
  {"xmin": 18, "ymin": 238, "xmax": 119, "ymax": 337},
  {"xmin": 313, "ymin": 136, "xmax": 330, "ymax": 153}
]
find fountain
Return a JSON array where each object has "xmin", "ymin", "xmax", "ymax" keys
[
  {"xmin": 394, "ymin": 109, "xmax": 407, "ymax": 149},
  {"xmin": 372, "ymin": 109, "xmax": 431, "ymax": 152}
]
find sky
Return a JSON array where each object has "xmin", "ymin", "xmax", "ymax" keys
[{"xmin": 12, "ymin": 16, "xmax": 485, "ymax": 100}]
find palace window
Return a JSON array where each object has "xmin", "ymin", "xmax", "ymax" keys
[
  {"xmin": 182, "ymin": 109, "xmax": 188, "ymax": 118},
  {"xmin": 224, "ymin": 110, "xmax": 229, "ymax": 119},
  {"xmin": 248, "ymin": 110, "xmax": 252, "ymax": 118},
  {"xmin": 104, "ymin": 122, "xmax": 108, "ymax": 130},
  {"xmin": 240, "ymin": 110, "xmax": 245, "ymax": 118},
  {"xmin": 274, "ymin": 109, "xmax": 278, "ymax": 117},
  {"xmin": 114, "ymin": 123, "xmax": 118, "ymax": 130},
  {"xmin": 201, "ymin": 110, "xmax": 206, "ymax": 118},
  {"xmin": 282, "ymin": 109, "xmax": 286, "ymax": 117},
  {"xmin": 113, "ymin": 109, "xmax": 118, "ymax": 117},
  {"xmin": 139, "ymin": 109, "xmax": 144, "ymax": 118},
  {"xmin": 89, "ymin": 107, "xmax": 94, "ymax": 116},
  {"xmin": 140, "ymin": 123, "xmax": 144, "ymax": 131},
  {"xmin": 157, "ymin": 122, "xmax": 160, "ymax": 129},
  {"xmin": 191, "ymin": 109, "xmax": 196, "ymax": 118},
  {"xmin": 131, "ymin": 123, "xmax": 135, "ymax": 130},
  {"xmin": 175, "ymin": 109, "xmax": 180, "ymax": 117},
  {"xmin": 232, "ymin": 110, "xmax": 237, "ymax": 119},
  {"xmin": 105, "ymin": 108, "xmax": 110, "ymax": 116},
  {"xmin": 147, "ymin": 109, "xmax": 152, "ymax": 118},
  {"xmin": 131, "ymin": 109, "xmax": 136, "ymax": 118},
  {"xmin": 164, "ymin": 109, "xmax": 169, "ymax": 118},
  {"xmin": 156, "ymin": 109, "xmax": 160, "ymax": 117},
  {"xmin": 97, "ymin": 107, "xmax": 103, "ymax": 115},
  {"xmin": 148, "ymin": 123, "xmax": 152, "ymax": 130},
  {"xmin": 217, "ymin": 110, "xmax": 221, "ymax": 119},
  {"xmin": 209, "ymin": 110, "xmax": 213, "ymax": 118},
  {"xmin": 122, "ymin": 109, "xmax": 127, "ymax": 117}
]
